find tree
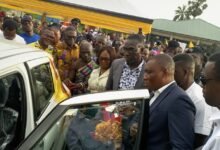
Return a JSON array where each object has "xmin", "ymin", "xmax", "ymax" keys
[
  {"xmin": 173, "ymin": 0, "xmax": 208, "ymax": 21},
  {"xmin": 187, "ymin": 0, "xmax": 208, "ymax": 18},
  {"xmin": 173, "ymin": 5, "xmax": 190, "ymax": 21}
]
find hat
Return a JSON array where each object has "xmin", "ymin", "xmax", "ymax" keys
[{"xmin": 21, "ymin": 15, "xmax": 32, "ymax": 23}]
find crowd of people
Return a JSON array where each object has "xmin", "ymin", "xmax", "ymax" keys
[{"xmin": 0, "ymin": 12, "xmax": 220, "ymax": 150}]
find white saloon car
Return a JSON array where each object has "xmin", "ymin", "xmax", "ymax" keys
[{"xmin": 0, "ymin": 40, "xmax": 69, "ymax": 149}]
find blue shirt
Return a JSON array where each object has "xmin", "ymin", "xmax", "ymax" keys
[{"xmin": 19, "ymin": 33, "xmax": 40, "ymax": 44}]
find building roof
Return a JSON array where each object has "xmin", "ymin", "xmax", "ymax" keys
[
  {"xmin": 153, "ymin": 19, "xmax": 220, "ymax": 42},
  {"xmin": 0, "ymin": 0, "xmax": 153, "ymax": 34}
]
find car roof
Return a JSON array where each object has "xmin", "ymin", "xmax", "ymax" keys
[
  {"xmin": 0, "ymin": 39, "xmax": 48, "ymax": 70},
  {"xmin": 61, "ymin": 89, "xmax": 150, "ymax": 106}
]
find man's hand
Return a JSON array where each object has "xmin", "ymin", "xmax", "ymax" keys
[{"xmin": 130, "ymin": 122, "xmax": 138, "ymax": 138}]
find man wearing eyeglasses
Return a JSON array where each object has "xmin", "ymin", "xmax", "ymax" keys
[
  {"xmin": 56, "ymin": 26, "xmax": 79, "ymax": 89},
  {"xmin": 29, "ymin": 27, "xmax": 56, "ymax": 55},
  {"xmin": 173, "ymin": 54, "xmax": 213, "ymax": 149},
  {"xmin": 201, "ymin": 52, "xmax": 220, "ymax": 150}
]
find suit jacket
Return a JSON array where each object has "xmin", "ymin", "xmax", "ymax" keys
[
  {"xmin": 105, "ymin": 58, "xmax": 145, "ymax": 90},
  {"xmin": 148, "ymin": 83, "xmax": 195, "ymax": 150}
]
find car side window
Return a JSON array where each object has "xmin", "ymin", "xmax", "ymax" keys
[
  {"xmin": 31, "ymin": 100, "xmax": 143, "ymax": 150},
  {"xmin": 0, "ymin": 73, "xmax": 25, "ymax": 149},
  {"xmin": 31, "ymin": 63, "xmax": 54, "ymax": 120}
]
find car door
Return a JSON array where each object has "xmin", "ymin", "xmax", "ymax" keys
[
  {"xmin": 26, "ymin": 57, "xmax": 58, "ymax": 124},
  {"xmin": 18, "ymin": 90, "xmax": 150, "ymax": 150},
  {"xmin": 0, "ymin": 62, "xmax": 34, "ymax": 149}
]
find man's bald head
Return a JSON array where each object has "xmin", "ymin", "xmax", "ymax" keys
[
  {"xmin": 95, "ymin": 35, "xmax": 107, "ymax": 45},
  {"xmin": 80, "ymin": 40, "xmax": 92, "ymax": 63},
  {"xmin": 80, "ymin": 40, "xmax": 93, "ymax": 53},
  {"xmin": 144, "ymin": 54, "xmax": 175, "ymax": 91},
  {"xmin": 150, "ymin": 54, "xmax": 175, "ymax": 75}
]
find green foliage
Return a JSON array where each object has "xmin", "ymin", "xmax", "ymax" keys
[
  {"xmin": 173, "ymin": 0, "xmax": 208, "ymax": 21},
  {"xmin": 173, "ymin": 5, "xmax": 190, "ymax": 21}
]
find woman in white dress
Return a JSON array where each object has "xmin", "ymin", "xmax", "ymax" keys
[{"xmin": 88, "ymin": 46, "xmax": 116, "ymax": 93}]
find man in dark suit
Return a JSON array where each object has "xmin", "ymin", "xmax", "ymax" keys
[
  {"xmin": 106, "ymin": 34, "xmax": 145, "ymax": 90},
  {"xmin": 144, "ymin": 54, "xmax": 195, "ymax": 150},
  {"xmin": 106, "ymin": 34, "xmax": 145, "ymax": 150}
]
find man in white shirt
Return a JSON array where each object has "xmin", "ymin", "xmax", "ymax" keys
[
  {"xmin": 0, "ymin": 19, "xmax": 25, "ymax": 44},
  {"xmin": 201, "ymin": 52, "xmax": 220, "ymax": 150},
  {"xmin": 173, "ymin": 54, "xmax": 213, "ymax": 149}
]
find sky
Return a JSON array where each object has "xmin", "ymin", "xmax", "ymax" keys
[
  {"xmin": 57, "ymin": 0, "xmax": 219, "ymax": 27},
  {"xmin": 127, "ymin": 0, "xmax": 220, "ymax": 27}
]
